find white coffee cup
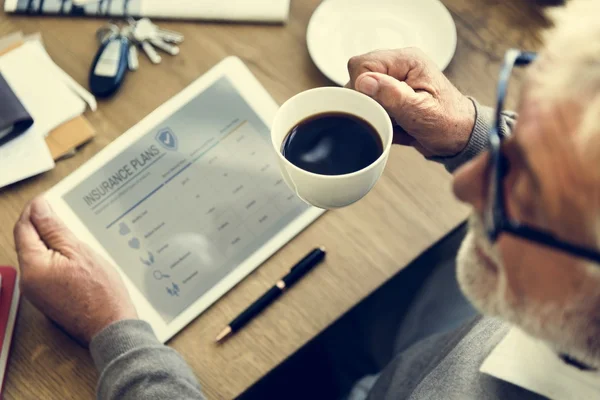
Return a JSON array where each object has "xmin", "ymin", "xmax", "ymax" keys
[{"xmin": 271, "ymin": 87, "xmax": 393, "ymax": 209}]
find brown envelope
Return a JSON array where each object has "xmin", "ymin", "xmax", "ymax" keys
[
  {"xmin": 45, "ymin": 116, "xmax": 95, "ymax": 160},
  {"xmin": 0, "ymin": 34, "xmax": 95, "ymax": 161}
]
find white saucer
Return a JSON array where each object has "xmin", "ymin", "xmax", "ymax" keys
[{"xmin": 307, "ymin": 0, "xmax": 457, "ymax": 86}]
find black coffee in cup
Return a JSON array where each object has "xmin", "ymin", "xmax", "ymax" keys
[{"xmin": 281, "ymin": 112, "xmax": 383, "ymax": 176}]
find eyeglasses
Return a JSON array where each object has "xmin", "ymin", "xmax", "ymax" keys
[{"xmin": 484, "ymin": 49, "xmax": 600, "ymax": 264}]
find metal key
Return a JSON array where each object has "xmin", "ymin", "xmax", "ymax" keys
[
  {"xmin": 131, "ymin": 18, "xmax": 162, "ymax": 63},
  {"xmin": 133, "ymin": 18, "xmax": 184, "ymax": 44},
  {"xmin": 128, "ymin": 44, "xmax": 139, "ymax": 71},
  {"xmin": 149, "ymin": 37, "xmax": 180, "ymax": 56},
  {"xmin": 140, "ymin": 41, "xmax": 162, "ymax": 64},
  {"xmin": 126, "ymin": 19, "xmax": 162, "ymax": 64},
  {"xmin": 133, "ymin": 18, "xmax": 180, "ymax": 60},
  {"xmin": 119, "ymin": 25, "xmax": 140, "ymax": 71},
  {"xmin": 133, "ymin": 18, "xmax": 157, "ymax": 43},
  {"xmin": 155, "ymin": 28, "xmax": 184, "ymax": 44}
]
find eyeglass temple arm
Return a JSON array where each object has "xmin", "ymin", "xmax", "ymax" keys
[
  {"xmin": 503, "ymin": 222, "xmax": 600, "ymax": 264},
  {"xmin": 494, "ymin": 50, "xmax": 538, "ymax": 135},
  {"xmin": 516, "ymin": 52, "xmax": 537, "ymax": 65}
]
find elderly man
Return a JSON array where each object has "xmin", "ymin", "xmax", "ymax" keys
[{"xmin": 12, "ymin": 0, "xmax": 600, "ymax": 398}]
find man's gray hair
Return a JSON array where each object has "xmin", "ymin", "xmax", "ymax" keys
[
  {"xmin": 540, "ymin": 0, "xmax": 600, "ymax": 102},
  {"xmin": 542, "ymin": 0, "xmax": 600, "ymax": 243}
]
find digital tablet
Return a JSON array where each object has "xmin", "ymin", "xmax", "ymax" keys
[{"xmin": 45, "ymin": 57, "xmax": 324, "ymax": 342}]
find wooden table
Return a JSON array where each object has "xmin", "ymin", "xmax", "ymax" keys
[{"xmin": 0, "ymin": 1, "xmax": 548, "ymax": 398}]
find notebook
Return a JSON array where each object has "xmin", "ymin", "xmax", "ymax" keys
[
  {"xmin": 0, "ymin": 266, "xmax": 19, "ymax": 395},
  {"xmin": 4, "ymin": 0, "xmax": 291, "ymax": 23}
]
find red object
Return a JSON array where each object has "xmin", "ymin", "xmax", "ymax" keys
[{"xmin": 0, "ymin": 266, "xmax": 20, "ymax": 396}]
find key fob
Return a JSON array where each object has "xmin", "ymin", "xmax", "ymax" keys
[{"xmin": 89, "ymin": 36, "xmax": 130, "ymax": 98}]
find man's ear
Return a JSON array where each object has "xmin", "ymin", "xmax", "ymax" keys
[
  {"xmin": 576, "ymin": 94, "xmax": 600, "ymax": 170},
  {"xmin": 574, "ymin": 94, "xmax": 600, "ymax": 247}
]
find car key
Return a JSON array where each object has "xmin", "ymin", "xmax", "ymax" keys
[{"xmin": 89, "ymin": 34, "xmax": 130, "ymax": 98}]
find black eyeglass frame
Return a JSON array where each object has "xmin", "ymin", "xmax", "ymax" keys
[{"xmin": 484, "ymin": 49, "xmax": 600, "ymax": 264}]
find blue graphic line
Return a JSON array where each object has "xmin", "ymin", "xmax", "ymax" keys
[
  {"xmin": 191, "ymin": 141, "xmax": 220, "ymax": 164},
  {"xmin": 92, "ymin": 153, "xmax": 166, "ymax": 212},
  {"xmin": 106, "ymin": 183, "xmax": 164, "ymax": 229},
  {"xmin": 104, "ymin": 120, "xmax": 247, "ymax": 230},
  {"xmin": 165, "ymin": 162, "xmax": 192, "ymax": 184}
]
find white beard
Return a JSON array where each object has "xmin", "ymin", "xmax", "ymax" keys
[
  {"xmin": 456, "ymin": 214, "xmax": 505, "ymax": 317},
  {"xmin": 456, "ymin": 213, "xmax": 600, "ymax": 369}
]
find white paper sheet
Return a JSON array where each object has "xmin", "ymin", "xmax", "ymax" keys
[
  {"xmin": 0, "ymin": 41, "xmax": 87, "ymax": 138},
  {"xmin": 481, "ymin": 328, "xmax": 600, "ymax": 400},
  {"xmin": 0, "ymin": 39, "xmax": 91, "ymax": 189},
  {"xmin": 0, "ymin": 125, "xmax": 54, "ymax": 188},
  {"xmin": 24, "ymin": 39, "xmax": 97, "ymax": 111}
]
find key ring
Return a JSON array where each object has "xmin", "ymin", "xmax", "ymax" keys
[{"xmin": 96, "ymin": 23, "xmax": 120, "ymax": 44}]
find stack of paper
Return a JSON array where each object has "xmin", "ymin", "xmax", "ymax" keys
[{"xmin": 0, "ymin": 35, "xmax": 95, "ymax": 189}]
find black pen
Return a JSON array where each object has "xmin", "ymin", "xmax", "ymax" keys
[{"xmin": 216, "ymin": 247, "xmax": 327, "ymax": 342}]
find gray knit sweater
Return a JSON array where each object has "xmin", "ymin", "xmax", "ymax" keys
[{"xmin": 89, "ymin": 100, "xmax": 529, "ymax": 400}]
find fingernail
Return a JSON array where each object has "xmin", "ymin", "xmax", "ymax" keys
[
  {"xmin": 32, "ymin": 198, "xmax": 52, "ymax": 218},
  {"xmin": 357, "ymin": 76, "xmax": 379, "ymax": 97}
]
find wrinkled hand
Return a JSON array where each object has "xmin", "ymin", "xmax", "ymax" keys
[
  {"xmin": 347, "ymin": 48, "xmax": 475, "ymax": 157},
  {"xmin": 14, "ymin": 197, "xmax": 137, "ymax": 345}
]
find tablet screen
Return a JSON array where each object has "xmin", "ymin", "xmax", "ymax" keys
[{"xmin": 62, "ymin": 76, "xmax": 307, "ymax": 323}]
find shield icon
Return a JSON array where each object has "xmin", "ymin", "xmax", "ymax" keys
[{"xmin": 156, "ymin": 128, "xmax": 178, "ymax": 151}]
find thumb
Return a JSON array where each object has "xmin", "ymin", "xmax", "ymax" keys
[
  {"xmin": 355, "ymin": 72, "xmax": 416, "ymax": 116},
  {"xmin": 29, "ymin": 197, "xmax": 79, "ymax": 254}
]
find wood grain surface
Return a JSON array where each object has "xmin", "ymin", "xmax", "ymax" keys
[{"xmin": 0, "ymin": 0, "xmax": 549, "ymax": 398}]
